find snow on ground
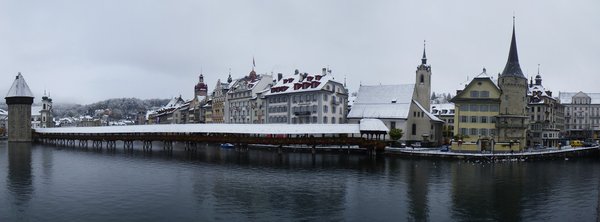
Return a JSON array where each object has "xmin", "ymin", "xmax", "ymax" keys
[{"xmin": 386, "ymin": 146, "xmax": 600, "ymax": 157}]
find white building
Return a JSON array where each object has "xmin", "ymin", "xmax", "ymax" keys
[
  {"xmin": 347, "ymin": 45, "xmax": 443, "ymax": 144},
  {"xmin": 559, "ymin": 91, "xmax": 600, "ymax": 140},
  {"xmin": 226, "ymin": 69, "xmax": 273, "ymax": 123},
  {"xmin": 264, "ymin": 68, "xmax": 348, "ymax": 124}
]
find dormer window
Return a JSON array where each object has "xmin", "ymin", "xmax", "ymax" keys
[{"xmin": 391, "ymin": 99, "xmax": 397, "ymax": 104}]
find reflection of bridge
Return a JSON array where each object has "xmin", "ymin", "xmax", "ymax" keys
[{"xmin": 33, "ymin": 122, "xmax": 389, "ymax": 154}]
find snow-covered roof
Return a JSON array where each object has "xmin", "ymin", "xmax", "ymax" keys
[
  {"xmin": 559, "ymin": 91, "xmax": 600, "ymax": 104},
  {"xmin": 6, "ymin": 73, "xmax": 34, "ymax": 98},
  {"xmin": 359, "ymin": 119, "xmax": 389, "ymax": 132},
  {"xmin": 265, "ymin": 73, "xmax": 342, "ymax": 96},
  {"xmin": 413, "ymin": 100, "xmax": 443, "ymax": 122},
  {"xmin": 0, "ymin": 109, "xmax": 7, "ymax": 116},
  {"xmin": 347, "ymin": 84, "xmax": 414, "ymax": 119},
  {"xmin": 34, "ymin": 123, "xmax": 372, "ymax": 135},
  {"xmin": 430, "ymin": 103, "xmax": 455, "ymax": 116}
]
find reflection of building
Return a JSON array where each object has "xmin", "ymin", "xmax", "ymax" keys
[
  {"xmin": 265, "ymin": 68, "xmax": 348, "ymax": 124},
  {"xmin": 559, "ymin": 91, "xmax": 600, "ymax": 140},
  {"xmin": 8, "ymin": 143, "xmax": 34, "ymax": 208},
  {"xmin": 451, "ymin": 69, "xmax": 501, "ymax": 152},
  {"xmin": 5, "ymin": 73, "xmax": 35, "ymax": 142},
  {"xmin": 431, "ymin": 103, "xmax": 455, "ymax": 142},
  {"xmin": 348, "ymin": 45, "xmax": 443, "ymax": 144},
  {"xmin": 526, "ymin": 71, "xmax": 562, "ymax": 147}
]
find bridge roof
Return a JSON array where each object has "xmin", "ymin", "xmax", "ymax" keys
[{"xmin": 34, "ymin": 122, "xmax": 387, "ymax": 135}]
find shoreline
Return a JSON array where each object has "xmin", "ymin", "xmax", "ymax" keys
[{"xmin": 386, "ymin": 146, "xmax": 600, "ymax": 160}]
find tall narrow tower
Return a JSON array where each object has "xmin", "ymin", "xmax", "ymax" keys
[
  {"xmin": 496, "ymin": 18, "xmax": 529, "ymax": 149},
  {"xmin": 194, "ymin": 73, "xmax": 208, "ymax": 97},
  {"xmin": 414, "ymin": 41, "xmax": 432, "ymax": 109},
  {"xmin": 40, "ymin": 91, "xmax": 53, "ymax": 128},
  {"xmin": 5, "ymin": 73, "xmax": 35, "ymax": 142}
]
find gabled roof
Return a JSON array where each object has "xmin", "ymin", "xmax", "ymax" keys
[
  {"xmin": 265, "ymin": 72, "xmax": 341, "ymax": 96},
  {"xmin": 6, "ymin": 73, "xmax": 34, "ymax": 98},
  {"xmin": 413, "ymin": 100, "xmax": 443, "ymax": 122},
  {"xmin": 347, "ymin": 84, "xmax": 414, "ymax": 119},
  {"xmin": 451, "ymin": 70, "xmax": 501, "ymax": 102}
]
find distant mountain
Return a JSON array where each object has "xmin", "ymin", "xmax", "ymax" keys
[{"xmin": 53, "ymin": 98, "xmax": 170, "ymax": 119}]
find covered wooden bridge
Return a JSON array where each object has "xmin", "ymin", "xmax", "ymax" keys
[{"xmin": 33, "ymin": 119, "xmax": 390, "ymax": 154}]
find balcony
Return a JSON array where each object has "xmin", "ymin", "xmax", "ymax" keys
[{"xmin": 293, "ymin": 111, "xmax": 311, "ymax": 116}]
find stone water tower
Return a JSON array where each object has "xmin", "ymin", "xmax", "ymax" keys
[{"xmin": 5, "ymin": 73, "xmax": 34, "ymax": 142}]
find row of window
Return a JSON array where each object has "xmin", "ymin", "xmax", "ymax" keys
[
  {"xmin": 459, "ymin": 115, "xmax": 497, "ymax": 124},
  {"xmin": 459, "ymin": 128, "xmax": 496, "ymax": 136},
  {"xmin": 459, "ymin": 104, "xmax": 500, "ymax": 112},
  {"xmin": 269, "ymin": 106, "xmax": 288, "ymax": 113},
  {"xmin": 469, "ymin": 90, "xmax": 490, "ymax": 98}
]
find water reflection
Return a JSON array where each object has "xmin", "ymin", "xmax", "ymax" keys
[
  {"xmin": 450, "ymin": 163, "xmax": 524, "ymax": 221},
  {"xmin": 7, "ymin": 143, "xmax": 33, "ymax": 211}
]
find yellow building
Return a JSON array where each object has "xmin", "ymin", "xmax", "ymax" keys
[{"xmin": 451, "ymin": 69, "xmax": 501, "ymax": 152}]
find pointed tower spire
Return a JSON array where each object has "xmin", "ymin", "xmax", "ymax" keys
[
  {"xmin": 227, "ymin": 68, "xmax": 233, "ymax": 83},
  {"xmin": 501, "ymin": 16, "xmax": 525, "ymax": 78},
  {"xmin": 421, "ymin": 40, "xmax": 427, "ymax": 65}
]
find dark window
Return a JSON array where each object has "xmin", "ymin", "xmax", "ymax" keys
[
  {"xmin": 420, "ymin": 75, "xmax": 424, "ymax": 83},
  {"xmin": 391, "ymin": 121, "xmax": 396, "ymax": 129},
  {"xmin": 412, "ymin": 124, "xmax": 417, "ymax": 135}
]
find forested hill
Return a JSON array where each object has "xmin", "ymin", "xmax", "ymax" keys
[{"xmin": 52, "ymin": 98, "xmax": 170, "ymax": 119}]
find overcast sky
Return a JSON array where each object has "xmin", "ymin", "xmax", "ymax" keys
[{"xmin": 1, "ymin": 0, "xmax": 599, "ymax": 104}]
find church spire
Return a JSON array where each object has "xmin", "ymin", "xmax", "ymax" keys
[
  {"xmin": 501, "ymin": 16, "xmax": 525, "ymax": 78},
  {"xmin": 421, "ymin": 40, "xmax": 427, "ymax": 65}
]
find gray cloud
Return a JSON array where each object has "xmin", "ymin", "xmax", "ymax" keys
[{"xmin": 1, "ymin": 0, "xmax": 599, "ymax": 104}]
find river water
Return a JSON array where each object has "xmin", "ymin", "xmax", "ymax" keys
[{"xmin": 0, "ymin": 141, "xmax": 599, "ymax": 221}]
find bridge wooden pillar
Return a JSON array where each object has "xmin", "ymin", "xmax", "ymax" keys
[
  {"xmin": 79, "ymin": 140, "xmax": 88, "ymax": 148},
  {"xmin": 123, "ymin": 141, "xmax": 133, "ymax": 151},
  {"xmin": 163, "ymin": 141, "xmax": 173, "ymax": 153},
  {"xmin": 143, "ymin": 140, "xmax": 153, "ymax": 151}
]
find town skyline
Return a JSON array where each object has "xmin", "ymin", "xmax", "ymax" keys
[{"xmin": 1, "ymin": 0, "xmax": 598, "ymax": 104}]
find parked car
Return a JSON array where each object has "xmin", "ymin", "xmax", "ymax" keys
[
  {"xmin": 412, "ymin": 142, "xmax": 421, "ymax": 148},
  {"xmin": 570, "ymin": 140, "xmax": 583, "ymax": 147}
]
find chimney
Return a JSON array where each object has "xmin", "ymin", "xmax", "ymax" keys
[
  {"xmin": 277, "ymin": 73, "xmax": 283, "ymax": 81},
  {"xmin": 322, "ymin": 67, "xmax": 327, "ymax": 76},
  {"xmin": 294, "ymin": 69, "xmax": 299, "ymax": 75}
]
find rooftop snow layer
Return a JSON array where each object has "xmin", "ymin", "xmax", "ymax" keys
[
  {"xmin": 35, "ymin": 123, "xmax": 372, "ymax": 135},
  {"xmin": 347, "ymin": 84, "xmax": 414, "ymax": 119},
  {"xmin": 6, "ymin": 73, "xmax": 34, "ymax": 98},
  {"xmin": 359, "ymin": 119, "xmax": 389, "ymax": 132}
]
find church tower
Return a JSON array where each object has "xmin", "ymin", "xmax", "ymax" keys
[
  {"xmin": 496, "ymin": 18, "xmax": 529, "ymax": 149},
  {"xmin": 414, "ymin": 41, "xmax": 432, "ymax": 109},
  {"xmin": 5, "ymin": 73, "xmax": 34, "ymax": 142},
  {"xmin": 194, "ymin": 73, "xmax": 208, "ymax": 97},
  {"xmin": 40, "ymin": 91, "xmax": 53, "ymax": 128}
]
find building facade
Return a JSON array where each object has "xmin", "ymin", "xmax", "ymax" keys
[
  {"xmin": 559, "ymin": 91, "xmax": 600, "ymax": 140},
  {"xmin": 264, "ymin": 68, "xmax": 348, "ymax": 124},
  {"xmin": 210, "ymin": 77, "xmax": 231, "ymax": 123},
  {"xmin": 526, "ymin": 72, "xmax": 562, "ymax": 147},
  {"xmin": 226, "ymin": 69, "xmax": 273, "ymax": 123},
  {"xmin": 431, "ymin": 103, "xmax": 455, "ymax": 143},
  {"xmin": 451, "ymin": 69, "xmax": 501, "ymax": 152}
]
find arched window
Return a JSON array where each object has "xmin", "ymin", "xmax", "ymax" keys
[
  {"xmin": 412, "ymin": 124, "xmax": 417, "ymax": 135},
  {"xmin": 420, "ymin": 75, "xmax": 424, "ymax": 83}
]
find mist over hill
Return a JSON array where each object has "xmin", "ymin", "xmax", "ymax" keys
[{"xmin": 51, "ymin": 98, "xmax": 170, "ymax": 119}]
